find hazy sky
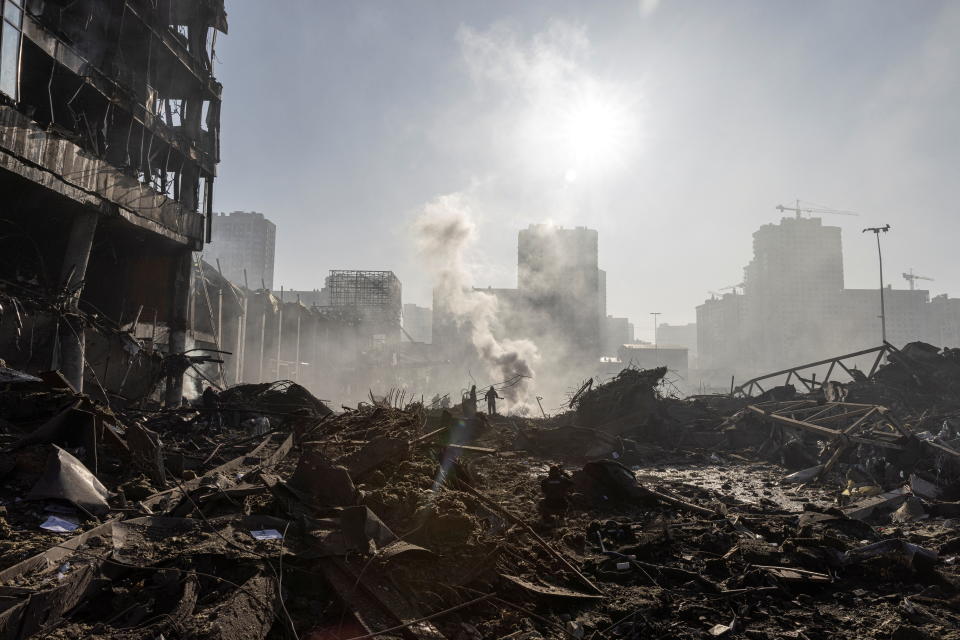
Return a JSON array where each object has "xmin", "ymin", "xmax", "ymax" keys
[{"xmin": 213, "ymin": 0, "xmax": 960, "ymax": 341}]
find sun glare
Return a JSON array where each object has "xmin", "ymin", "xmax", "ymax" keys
[
  {"xmin": 524, "ymin": 86, "xmax": 638, "ymax": 182},
  {"xmin": 561, "ymin": 95, "xmax": 629, "ymax": 168}
]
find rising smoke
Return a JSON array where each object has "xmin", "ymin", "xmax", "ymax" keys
[{"xmin": 414, "ymin": 194, "xmax": 539, "ymax": 409}]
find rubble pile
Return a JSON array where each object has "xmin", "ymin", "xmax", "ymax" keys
[
  {"xmin": 1, "ymin": 360, "xmax": 959, "ymax": 639},
  {"xmin": 847, "ymin": 342, "xmax": 960, "ymax": 415},
  {"xmin": 568, "ymin": 366, "xmax": 725, "ymax": 444}
]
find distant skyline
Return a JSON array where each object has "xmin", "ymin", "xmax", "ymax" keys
[{"xmin": 213, "ymin": 1, "xmax": 960, "ymax": 341}]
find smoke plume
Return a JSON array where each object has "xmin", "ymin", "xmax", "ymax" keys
[{"xmin": 415, "ymin": 194, "xmax": 539, "ymax": 409}]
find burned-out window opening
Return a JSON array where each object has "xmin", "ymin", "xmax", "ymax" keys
[{"xmin": 160, "ymin": 96, "xmax": 184, "ymax": 127}]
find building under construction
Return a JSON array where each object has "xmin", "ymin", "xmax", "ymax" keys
[
  {"xmin": 0, "ymin": 0, "xmax": 226, "ymax": 403},
  {"xmin": 326, "ymin": 270, "xmax": 402, "ymax": 343}
]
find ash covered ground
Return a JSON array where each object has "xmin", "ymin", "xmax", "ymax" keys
[{"xmin": 1, "ymin": 343, "xmax": 960, "ymax": 639}]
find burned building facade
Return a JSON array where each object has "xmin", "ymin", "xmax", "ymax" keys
[{"xmin": 0, "ymin": 0, "xmax": 226, "ymax": 403}]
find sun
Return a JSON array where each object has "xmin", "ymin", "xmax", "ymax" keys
[
  {"xmin": 518, "ymin": 80, "xmax": 639, "ymax": 181},
  {"xmin": 561, "ymin": 95, "xmax": 629, "ymax": 169}
]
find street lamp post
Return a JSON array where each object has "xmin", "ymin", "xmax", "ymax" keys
[
  {"xmin": 650, "ymin": 312, "xmax": 661, "ymax": 355},
  {"xmin": 862, "ymin": 225, "xmax": 891, "ymax": 344}
]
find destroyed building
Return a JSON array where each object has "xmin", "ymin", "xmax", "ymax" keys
[{"xmin": 0, "ymin": 0, "xmax": 227, "ymax": 404}]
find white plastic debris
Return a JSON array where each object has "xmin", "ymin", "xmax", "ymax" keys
[
  {"xmin": 781, "ymin": 465, "xmax": 824, "ymax": 484},
  {"xmin": 250, "ymin": 529, "xmax": 283, "ymax": 540},
  {"xmin": 40, "ymin": 515, "xmax": 79, "ymax": 532}
]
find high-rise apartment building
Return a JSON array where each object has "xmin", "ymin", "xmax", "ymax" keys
[
  {"xmin": 518, "ymin": 224, "xmax": 602, "ymax": 359},
  {"xmin": 205, "ymin": 211, "xmax": 276, "ymax": 290},
  {"xmin": 743, "ymin": 216, "xmax": 844, "ymax": 371}
]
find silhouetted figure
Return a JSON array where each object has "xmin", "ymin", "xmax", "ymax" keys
[
  {"xmin": 201, "ymin": 386, "xmax": 219, "ymax": 409},
  {"xmin": 485, "ymin": 386, "xmax": 502, "ymax": 415}
]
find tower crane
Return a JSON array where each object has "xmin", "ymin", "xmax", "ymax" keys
[
  {"xmin": 708, "ymin": 284, "xmax": 744, "ymax": 299},
  {"xmin": 776, "ymin": 199, "xmax": 859, "ymax": 219},
  {"xmin": 719, "ymin": 283, "xmax": 744, "ymax": 294},
  {"xmin": 902, "ymin": 268, "xmax": 933, "ymax": 291}
]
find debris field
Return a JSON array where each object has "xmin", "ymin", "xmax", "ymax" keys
[{"xmin": 1, "ymin": 342, "xmax": 960, "ymax": 640}]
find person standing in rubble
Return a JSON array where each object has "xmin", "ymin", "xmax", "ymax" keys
[
  {"xmin": 539, "ymin": 465, "xmax": 573, "ymax": 518},
  {"xmin": 484, "ymin": 385, "xmax": 502, "ymax": 416}
]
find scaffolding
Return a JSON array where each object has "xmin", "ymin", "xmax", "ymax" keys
[{"xmin": 327, "ymin": 270, "xmax": 402, "ymax": 325}]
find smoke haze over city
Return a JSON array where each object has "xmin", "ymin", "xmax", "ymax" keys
[{"xmin": 214, "ymin": 1, "xmax": 960, "ymax": 342}]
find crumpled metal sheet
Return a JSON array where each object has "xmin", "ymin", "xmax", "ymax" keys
[{"xmin": 27, "ymin": 445, "xmax": 111, "ymax": 515}]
